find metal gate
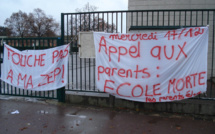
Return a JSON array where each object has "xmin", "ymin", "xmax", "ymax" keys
[
  {"xmin": 62, "ymin": 9, "xmax": 215, "ymax": 99},
  {"xmin": 0, "ymin": 37, "xmax": 65, "ymax": 102}
]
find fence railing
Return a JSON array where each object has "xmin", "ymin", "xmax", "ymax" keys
[
  {"xmin": 0, "ymin": 37, "xmax": 65, "ymax": 101},
  {"xmin": 61, "ymin": 9, "xmax": 215, "ymax": 100}
]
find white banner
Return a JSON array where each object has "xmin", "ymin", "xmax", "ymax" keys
[
  {"xmin": 94, "ymin": 27, "xmax": 208, "ymax": 102},
  {"xmin": 1, "ymin": 44, "xmax": 69, "ymax": 91}
]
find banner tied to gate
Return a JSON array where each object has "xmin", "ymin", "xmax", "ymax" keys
[
  {"xmin": 94, "ymin": 27, "xmax": 208, "ymax": 102},
  {"xmin": 1, "ymin": 44, "xmax": 70, "ymax": 91}
]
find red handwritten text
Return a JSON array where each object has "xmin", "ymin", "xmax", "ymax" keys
[
  {"xmin": 99, "ymin": 36, "xmax": 140, "ymax": 62},
  {"xmin": 38, "ymin": 64, "xmax": 65, "ymax": 87},
  {"xmin": 6, "ymin": 46, "xmax": 46, "ymax": 67},
  {"xmin": 109, "ymin": 33, "xmax": 158, "ymax": 41},
  {"xmin": 164, "ymin": 27, "xmax": 204, "ymax": 40},
  {"xmin": 168, "ymin": 71, "xmax": 206, "ymax": 94},
  {"xmin": 52, "ymin": 45, "xmax": 69, "ymax": 63},
  {"xmin": 104, "ymin": 80, "xmax": 161, "ymax": 98},
  {"xmin": 150, "ymin": 41, "xmax": 187, "ymax": 60},
  {"xmin": 98, "ymin": 65, "xmax": 150, "ymax": 80}
]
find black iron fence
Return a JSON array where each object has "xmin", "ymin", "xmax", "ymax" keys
[
  {"xmin": 61, "ymin": 9, "xmax": 215, "ymax": 100},
  {"xmin": 0, "ymin": 37, "xmax": 65, "ymax": 102}
]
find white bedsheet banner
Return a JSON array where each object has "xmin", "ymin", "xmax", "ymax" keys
[
  {"xmin": 94, "ymin": 27, "xmax": 208, "ymax": 102},
  {"xmin": 1, "ymin": 44, "xmax": 69, "ymax": 91}
]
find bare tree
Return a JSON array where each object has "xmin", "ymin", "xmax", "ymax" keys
[
  {"xmin": 4, "ymin": 9, "xmax": 59, "ymax": 38},
  {"xmin": 0, "ymin": 26, "xmax": 12, "ymax": 36},
  {"xmin": 4, "ymin": 11, "xmax": 29, "ymax": 37},
  {"xmin": 75, "ymin": 2, "xmax": 98, "ymax": 12},
  {"xmin": 71, "ymin": 2, "xmax": 116, "ymax": 35},
  {"xmin": 28, "ymin": 8, "xmax": 59, "ymax": 37}
]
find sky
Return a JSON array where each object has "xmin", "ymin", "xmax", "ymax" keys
[{"xmin": 0, "ymin": 0, "xmax": 128, "ymax": 26}]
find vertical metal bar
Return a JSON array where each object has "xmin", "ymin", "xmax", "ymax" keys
[
  {"xmin": 112, "ymin": 12, "xmax": 114, "ymax": 32},
  {"xmin": 57, "ymin": 34, "xmax": 66, "ymax": 101},
  {"xmin": 76, "ymin": 15, "xmax": 78, "ymax": 89},
  {"xmin": 6, "ymin": 40, "xmax": 9, "ymax": 94},
  {"xmin": 65, "ymin": 15, "xmax": 69, "ymax": 92},
  {"xmin": 207, "ymin": 11, "xmax": 209, "ymax": 25},
  {"xmin": 163, "ymin": 11, "xmax": 164, "ymax": 26},
  {"xmin": 190, "ymin": 11, "xmax": 192, "ymax": 26},
  {"xmin": 67, "ymin": 15, "xmax": 71, "ymax": 90},
  {"xmin": 168, "ymin": 11, "xmax": 170, "ymax": 26},
  {"xmin": 47, "ymin": 39, "xmax": 50, "ymax": 98},
  {"xmin": 141, "ymin": 11, "xmax": 143, "ymax": 26},
  {"xmin": 157, "ymin": 11, "xmax": 159, "ymax": 26},
  {"xmin": 136, "ymin": 11, "xmax": 138, "ymax": 26},
  {"xmin": 131, "ymin": 12, "xmax": 133, "ymax": 26},
  {"xmin": 80, "ymin": 56, "xmax": 82, "ymax": 91},
  {"xmin": 102, "ymin": 13, "xmax": 104, "ymax": 31},
  {"xmin": 80, "ymin": 14, "xmax": 82, "ymax": 31},
  {"xmin": 80, "ymin": 14, "xmax": 82, "ymax": 90},
  {"xmin": 89, "ymin": 13, "xmax": 91, "ymax": 31},
  {"xmin": 93, "ymin": 13, "xmax": 96, "ymax": 90},
  {"xmin": 12, "ymin": 39, "xmax": 17, "ymax": 94},
  {"xmin": 179, "ymin": 11, "xmax": 181, "ymax": 26},
  {"xmin": 116, "ymin": 12, "xmax": 118, "ymax": 33},
  {"xmin": 152, "ymin": 11, "xmax": 154, "ymax": 26},
  {"xmin": 210, "ymin": 11, "xmax": 215, "ymax": 97},
  {"xmin": 89, "ymin": 58, "xmax": 91, "ymax": 90},
  {"xmin": 61, "ymin": 13, "xmax": 65, "ymax": 45},
  {"xmin": 71, "ymin": 14, "xmax": 75, "ymax": 90},
  {"xmin": 107, "ymin": 13, "xmax": 109, "ymax": 32},
  {"xmin": 202, "ymin": 11, "xmax": 203, "ymax": 26},
  {"xmin": 67, "ymin": 15, "xmax": 69, "ymax": 43},
  {"xmin": 71, "ymin": 14, "xmax": 73, "ymax": 42},
  {"xmin": 147, "ymin": 11, "xmax": 148, "ymax": 26},
  {"xmin": 196, "ymin": 11, "xmax": 198, "ymax": 26},
  {"xmin": 34, "ymin": 39, "xmax": 37, "ymax": 97},
  {"xmin": 3, "ymin": 39, "xmax": 6, "ymax": 94},
  {"xmin": 97, "ymin": 13, "xmax": 99, "ymax": 31},
  {"xmin": 43, "ymin": 38, "xmax": 46, "ymax": 97},
  {"xmin": 93, "ymin": 58, "xmax": 95, "ymax": 91},
  {"xmin": 85, "ymin": 58, "xmax": 86, "ymax": 90},
  {"xmin": 185, "ymin": 11, "xmax": 187, "ymax": 26},
  {"xmin": 126, "ymin": 12, "xmax": 128, "ymax": 33},
  {"xmin": 83, "ymin": 14, "xmax": 85, "ymax": 31},
  {"xmin": 22, "ymin": 39, "xmax": 25, "ymax": 95},
  {"xmin": 173, "ymin": 11, "xmax": 175, "ymax": 26},
  {"xmin": 121, "ymin": 12, "xmax": 123, "ymax": 33},
  {"xmin": 93, "ymin": 13, "xmax": 95, "ymax": 31}
]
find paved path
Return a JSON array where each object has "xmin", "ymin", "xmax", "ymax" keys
[{"xmin": 0, "ymin": 97, "xmax": 215, "ymax": 134}]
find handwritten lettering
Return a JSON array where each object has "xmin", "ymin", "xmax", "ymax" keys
[
  {"xmin": 38, "ymin": 65, "xmax": 65, "ymax": 87},
  {"xmin": 104, "ymin": 80, "xmax": 161, "ymax": 97},
  {"xmin": 168, "ymin": 71, "xmax": 206, "ymax": 94},
  {"xmin": 52, "ymin": 45, "xmax": 69, "ymax": 63},
  {"xmin": 98, "ymin": 65, "xmax": 150, "ymax": 80},
  {"xmin": 2, "ymin": 44, "xmax": 69, "ymax": 91},
  {"xmin": 164, "ymin": 27, "xmax": 204, "ymax": 40},
  {"xmin": 99, "ymin": 37, "xmax": 140, "ymax": 62},
  {"xmin": 5, "ymin": 45, "xmax": 46, "ymax": 67},
  {"xmin": 109, "ymin": 33, "xmax": 158, "ymax": 41},
  {"xmin": 150, "ymin": 42, "xmax": 187, "ymax": 60}
]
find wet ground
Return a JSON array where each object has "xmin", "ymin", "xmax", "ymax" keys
[{"xmin": 0, "ymin": 96, "xmax": 215, "ymax": 134}]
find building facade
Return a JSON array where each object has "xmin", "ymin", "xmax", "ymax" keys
[{"xmin": 127, "ymin": 0, "xmax": 215, "ymax": 79}]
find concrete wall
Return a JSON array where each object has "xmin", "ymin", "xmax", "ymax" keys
[
  {"xmin": 66, "ymin": 92, "xmax": 215, "ymax": 116},
  {"xmin": 127, "ymin": 0, "xmax": 215, "ymax": 79},
  {"xmin": 128, "ymin": 0, "xmax": 215, "ymax": 10}
]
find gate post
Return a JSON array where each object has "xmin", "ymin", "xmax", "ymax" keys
[
  {"xmin": 57, "ymin": 87, "xmax": 65, "ymax": 102},
  {"xmin": 57, "ymin": 36, "xmax": 66, "ymax": 102}
]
